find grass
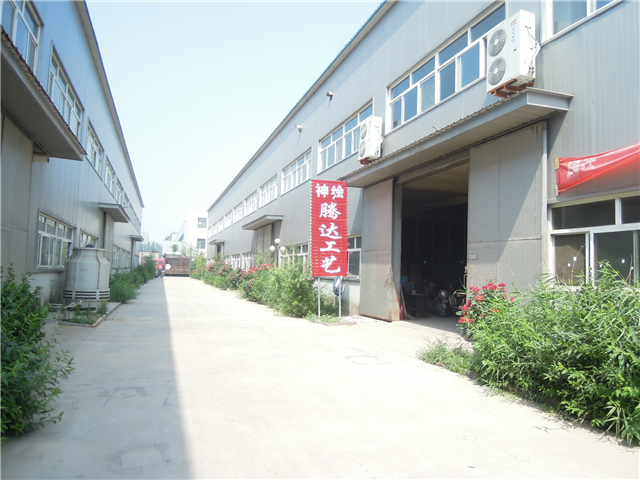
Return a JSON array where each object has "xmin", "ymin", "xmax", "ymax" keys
[{"xmin": 419, "ymin": 338, "xmax": 474, "ymax": 376}]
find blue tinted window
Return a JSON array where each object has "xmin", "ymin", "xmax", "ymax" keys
[
  {"xmin": 404, "ymin": 87, "xmax": 418, "ymax": 121},
  {"xmin": 412, "ymin": 58, "xmax": 434, "ymax": 83},
  {"xmin": 440, "ymin": 62, "xmax": 456, "ymax": 100},
  {"xmin": 440, "ymin": 34, "xmax": 467, "ymax": 64},
  {"xmin": 391, "ymin": 77, "xmax": 410, "ymax": 99},
  {"xmin": 461, "ymin": 43, "xmax": 480, "ymax": 87},
  {"xmin": 471, "ymin": 5, "xmax": 505, "ymax": 41}
]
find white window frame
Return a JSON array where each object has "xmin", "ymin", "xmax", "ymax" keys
[
  {"xmin": 37, "ymin": 214, "xmax": 74, "ymax": 268},
  {"xmin": 282, "ymin": 151, "xmax": 312, "ymax": 194},
  {"xmin": 241, "ymin": 252, "xmax": 254, "ymax": 270},
  {"xmin": 347, "ymin": 236, "xmax": 362, "ymax": 277},
  {"xmin": 319, "ymin": 104, "xmax": 373, "ymax": 172},
  {"xmin": 2, "ymin": 0, "xmax": 40, "ymax": 71},
  {"xmin": 244, "ymin": 191, "xmax": 258, "ymax": 216},
  {"xmin": 80, "ymin": 232, "xmax": 98, "ymax": 248},
  {"xmin": 546, "ymin": 0, "xmax": 615, "ymax": 38},
  {"xmin": 233, "ymin": 203, "xmax": 243, "ymax": 223},
  {"xmin": 48, "ymin": 52, "xmax": 83, "ymax": 137},
  {"xmin": 259, "ymin": 176, "xmax": 277, "ymax": 208},
  {"xmin": 197, "ymin": 238, "xmax": 206, "ymax": 250},
  {"xmin": 218, "ymin": 218, "xmax": 224, "ymax": 232},
  {"xmin": 550, "ymin": 195, "xmax": 640, "ymax": 285},
  {"xmin": 104, "ymin": 159, "xmax": 116, "ymax": 195},
  {"xmin": 224, "ymin": 211, "xmax": 232, "ymax": 229},
  {"xmin": 86, "ymin": 124, "xmax": 104, "ymax": 176},
  {"xmin": 230, "ymin": 253, "xmax": 241, "ymax": 269},
  {"xmin": 197, "ymin": 217, "xmax": 207, "ymax": 229},
  {"xmin": 279, "ymin": 243, "xmax": 309, "ymax": 267},
  {"xmin": 388, "ymin": 4, "xmax": 505, "ymax": 132}
]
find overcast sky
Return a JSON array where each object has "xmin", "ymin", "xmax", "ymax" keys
[{"xmin": 86, "ymin": 0, "xmax": 381, "ymax": 243}]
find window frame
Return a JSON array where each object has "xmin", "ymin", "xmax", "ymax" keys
[
  {"xmin": 319, "ymin": 104, "xmax": 373, "ymax": 173},
  {"xmin": 37, "ymin": 213, "xmax": 74, "ymax": 268},
  {"xmin": 279, "ymin": 243, "xmax": 309, "ymax": 267},
  {"xmin": 241, "ymin": 252, "xmax": 254, "ymax": 270},
  {"xmin": 259, "ymin": 176, "xmax": 278, "ymax": 208},
  {"xmin": 282, "ymin": 150, "xmax": 312, "ymax": 194},
  {"xmin": 387, "ymin": 4, "xmax": 505, "ymax": 132},
  {"xmin": 1, "ymin": 0, "xmax": 40, "ymax": 71},
  {"xmin": 197, "ymin": 217, "xmax": 207, "ymax": 229},
  {"xmin": 244, "ymin": 191, "xmax": 258, "ymax": 217},
  {"xmin": 547, "ymin": 0, "xmax": 615, "ymax": 38},
  {"xmin": 86, "ymin": 124, "xmax": 104, "ymax": 176},
  {"xmin": 550, "ymin": 195, "xmax": 640, "ymax": 285},
  {"xmin": 197, "ymin": 238, "xmax": 206, "ymax": 250},
  {"xmin": 232, "ymin": 203, "xmax": 243, "ymax": 223},
  {"xmin": 347, "ymin": 236, "xmax": 362, "ymax": 278},
  {"xmin": 48, "ymin": 51, "xmax": 83, "ymax": 137},
  {"xmin": 224, "ymin": 211, "xmax": 232, "ymax": 229}
]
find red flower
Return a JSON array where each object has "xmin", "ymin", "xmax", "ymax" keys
[
  {"xmin": 488, "ymin": 284, "xmax": 498, "ymax": 290},
  {"xmin": 498, "ymin": 283, "xmax": 506, "ymax": 287},
  {"xmin": 461, "ymin": 304, "xmax": 470, "ymax": 312},
  {"xmin": 475, "ymin": 295, "xmax": 485, "ymax": 302},
  {"xmin": 470, "ymin": 286, "xmax": 480, "ymax": 293}
]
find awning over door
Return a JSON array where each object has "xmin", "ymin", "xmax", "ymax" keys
[
  {"xmin": 555, "ymin": 143, "xmax": 640, "ymax": 194},
  {"xmin": 341, "ymin": 88, "xmax": 571, "ymax": 188},
  {"xmin": 100, "ymin": 203, "xmax": 130, "ymax": 223},
  {"xmin": 242, "ymin": 214, "xmax": 283, "ymax": 231}
]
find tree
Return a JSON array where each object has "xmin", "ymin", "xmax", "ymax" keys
[{"xmin": 170, "ymin": 244, "xmax": 179, "ymax": 253}]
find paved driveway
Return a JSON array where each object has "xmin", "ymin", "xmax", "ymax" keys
[{"xmin": 2, "ymin": 277, "xmax": 638, "ymax": 479}]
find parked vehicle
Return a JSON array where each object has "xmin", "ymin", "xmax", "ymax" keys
[
  {"xmin": 154, "ymin": 258, "xmax": 164, "ymax": 277},
  {"xmin": 426, "ymin": 282, "xmax": 466, "ymax": 317},
  {"xmin": 163, "ymin": 256, "xmax": 191, "ymax": 276}
]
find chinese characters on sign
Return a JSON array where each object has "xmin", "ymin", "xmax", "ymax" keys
[
  {"xmin": 311, "ymin": 180, "xmax": 348, "ymax": 277},
  {"xmin": 555, "ymin": 143, "xmax": 640, "ymax": 194}
]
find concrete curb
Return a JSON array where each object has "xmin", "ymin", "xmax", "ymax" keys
[{"xmin": 56, "ymin": 302, "xmax": 121, "ymax": 328}]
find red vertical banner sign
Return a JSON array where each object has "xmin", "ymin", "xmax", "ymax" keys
[{"xmin": 310, "ymin": 180, "xmax": 348, "ymax": 277}]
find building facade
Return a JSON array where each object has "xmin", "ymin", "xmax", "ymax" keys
[
  {"xmin": 1, "ymin": 1, "xmax": 144, "ymax": 302},
  {"xmin": 206, "ymin": 0, "xmax": 639, "ymax": 320},
  {"xmin": 162, "ymin": 210, "xmax": 208, "ymax": 257}
]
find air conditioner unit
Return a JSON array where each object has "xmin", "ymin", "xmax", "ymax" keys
[
  {"xmin": 358, "ymin": 116, "xmax": 383, "ymax": 165},
  {"xmin": 486, "ymin": 10, "xmax": 538, "ymax": 97}
]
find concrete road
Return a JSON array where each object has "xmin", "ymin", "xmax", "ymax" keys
[{"xmin": 2, "ymin": 277, "xmax": 638, "ymax": 479}]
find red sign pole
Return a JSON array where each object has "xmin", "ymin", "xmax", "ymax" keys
[{"xmin": 310, "ymin": 180, "xmax": 348, "ymax": 318}]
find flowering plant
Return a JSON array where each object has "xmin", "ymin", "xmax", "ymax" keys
[{"xmin": 457, "ymin": 282, "xmax": 515, "ymax": 337}]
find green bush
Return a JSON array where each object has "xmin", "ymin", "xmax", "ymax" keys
[
  {"xmin": 422, "ymin": 264, "xmax": 640, "ymax": 444},
  {"xmin": 1, "ymin": 268, "xmax": 74, "ymax": 439},
  {"xmin": 190, "ymin": 254, "xmax": 206, "ymax": 279},
  {"xmin": 109, "ymin": 273, "xmax": 139, "ymax": 303}
]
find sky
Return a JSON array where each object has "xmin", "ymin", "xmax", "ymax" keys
[{"xmin": 86, "ymin": 0, "xmax": 381, "ymax": 243}]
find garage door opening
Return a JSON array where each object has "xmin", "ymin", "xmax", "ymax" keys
[{"xmin": 400, "ymin": 164, "xmax": 468, "ymax": 319}]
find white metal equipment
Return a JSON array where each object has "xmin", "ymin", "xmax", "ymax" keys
[
  {"xmin": 358, "ymin": 116, "xmax": 383, "ymax": 164},
  {"xmin": 486, "ymin": 10, "xmax": 538, "ymax": 96}
]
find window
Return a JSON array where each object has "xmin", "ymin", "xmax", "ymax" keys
[
  {"xmin": 551, "ymin": 195, "xmax": 639, "ymax": 285},
  {"xmin": 218, "ymin": 217, "xmax": 224, "ymax": 232},
  {"xmin": 86, "ymin": 125, "xmax": 104, "ymax": 176},
  {"xmin": 389, "ymin": 5, "xmax": 505, "ymax": 130},
  {"xmin": 282, "ymin": 151, "xmax": 312, "ymax": 194},
  {"xmin": 48, "ymin": 53, "xmax": 83, "ymax": 137},
  {"xmin": 347, "ymin": 236, "xmax": 362, "ymax": 276},
  {"xmin": 198, "ymin": 217, "xmax": 207, "ymax": 229},
  {"xmin": 112, "ymin": 246, "xmax": 119, "ymax": 269},
  {"xmin": 244, "ymin": 191, "xmax": 258, "ymax": 216},
  {"xmin": 259, "ymin": 176, "xmax": 277, "ymax": 207},
  {"xmin": 104, "ymin": 159, "xmax": 116, "ymax": 195},
  {"xmin": 197, "ymin": 238, "xmax": 206, "ymax": 250},
  {"xmin": 224, "ymin": 211, "xmax": 232, "ymax": 228},
  {"xmin": 320, "ymin": 104, "xmax": 373, "ymax": 171},
  {"xmin": 279, "ymin": 243, "xmax": 309, "ymax": 267},
  {"xmin": 230, "ymin": 254, "xmax": 241, "ymax": 269},
  {"xmin": 115, "ymin": 181, "xmax": 124, "ymax": 205},
  {"xmin": 1, "ymin": 0, "xmax": 40, "ymax": 70},
  {"xmin": 80, "ymin": 232, "xmax": 98, "ymax": 248},
  {"xmin": 232, "ymin": 203, "xmax": 243, "ymax": 223},
  {"xmin": 37, "ymin": 214, "xmax": 73, "ymax": 268},
  {"xmin": 552, "ymin": 0, "xmax": 612, "ymax": 34},
  {"xmin": 241, "ymin": 252, "xmax": 254, "ymax": 270}
]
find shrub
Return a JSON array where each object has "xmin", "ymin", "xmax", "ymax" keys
[
  {"xmin": 423, "ymin": 263, "xmax": 640, "ymax": 444},
  {"xmin": 1, "ymin": 268, "xmax": 74, "ymax": 439},
  {"xmin": 109, "ymin": 273, "xmax": 139, "ymax": 303}
]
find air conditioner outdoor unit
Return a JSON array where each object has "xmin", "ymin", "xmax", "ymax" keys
[
  {"xmin": 358, "ymin": 116, "xmax": 383, "ymax": 164},
  {"xmin": 486, "ymin": 10, "xmax": 538, "ymax": 97}
]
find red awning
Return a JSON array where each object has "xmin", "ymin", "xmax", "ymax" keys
[{"xmin": 556, "ymin": 143, "xmax": 640, "ymax": 194}]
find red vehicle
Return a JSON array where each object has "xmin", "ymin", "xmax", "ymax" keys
[{"xmin": 154, "ymin": 258, "xmax": 165, "ymax": 277}]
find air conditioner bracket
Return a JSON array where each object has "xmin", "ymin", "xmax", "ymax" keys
[{"xmin": 488, "ymin": 79, "xmax": 534, "ymax": 98}]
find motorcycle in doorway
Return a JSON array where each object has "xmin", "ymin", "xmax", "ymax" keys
[{"xmin": 434, "ymin": 283, "xmax": 466, "ymax": 317}]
